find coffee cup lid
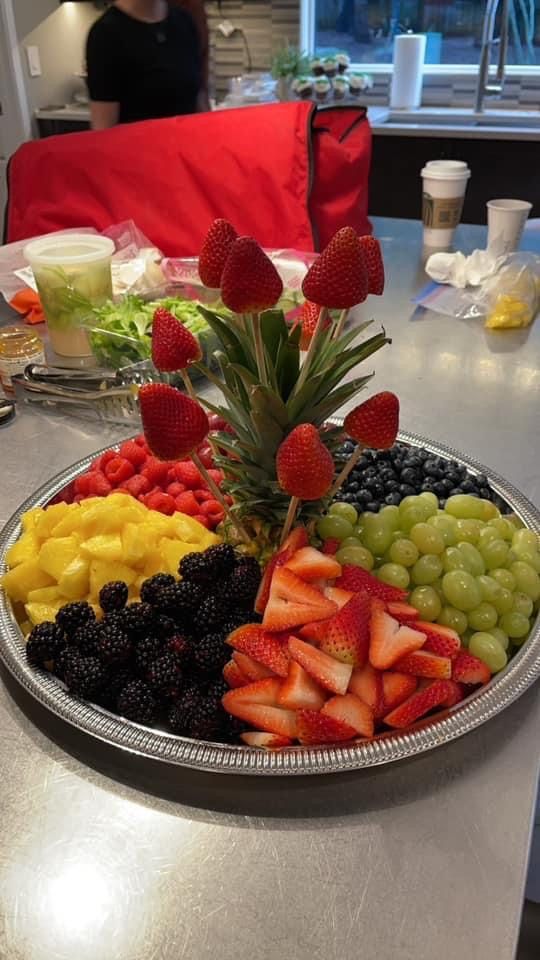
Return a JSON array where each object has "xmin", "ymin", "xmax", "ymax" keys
[{"xmin": 421, "ymin": 160, "xmax": 471, "ymax": 180}]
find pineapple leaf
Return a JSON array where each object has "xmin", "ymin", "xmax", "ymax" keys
[
  {"xmin": 275, "ymin": 336, "xmax": 300, "ymax": 400},
  {"xmin": 311, "ymin": 320, "xmax": 374, "ymax": 373},
  {"xmin": 286, "ymin": 372, "xmax": 328, "ymax": 422},
  {"xmin": 198, "ymin": 306, "xmax": 256, "ymax": 371},
  {"xmin": 304, "ymin": 374, "xmax": 374, "ymax": 423},
  {"xmin": 260, "ymin": 309, "xmax": 289, "ymax": 360},
  {"xmin": 250, "ymin": 386, "xmax": 289, "ymax": 429}
]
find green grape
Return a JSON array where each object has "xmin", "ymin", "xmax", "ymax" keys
[
  {"xmin": 362, "ymin": 528, "xmax": 393, "ymax": 556},
  {"xmin": 467, "ymin": 602, "xmax": 498, "ymax": 631},
  {"xmin": 477, "ymin": 575, "xmax": 502, "ymax": 604},
  {"xmin": 445, "ymin": 495, "xmax": 496, "ymax": 521},
  {"xmin": 488, "ymin": 627, "xmax": 509, "ymax": 651},
  {"xmin": 488, "ymin": 518, "xmax": 515, "ymax": 541},
  {"xmin": 438, "ymin": 605, "xmax": 468, "ymax": 634},
  {"xmin": 442, "ymin": 546, "xmax": 468, "ymax": 573},
  {"xmin": 512, "ymin": 592, "xmax": 534, "ymax": 618},
  {"xmin": 498, "ymin": 611, "xmax": 530, "ymax": 639},
  {"xmin": 492, "ymin": 587, "xmax": 514, "ymax": 615},
  {"xmin": 430, "ymin": 579, "xmax": 446, "ymax": 603},
  {"xmin": 510, "ymin": 562, "xmax": 540, "ymax": 601},
  {"xmin": 480, "ymin": 539, "xmax": 509, "ymax": 570},
  {"xmin": 469, "ymin": 633, "xmax": 507, "ymax": 673},
  {"xmin": 442, "ymin": 570, "xmax": 482, "ymax": 611},
  {"xmin": 389, "ymin": 538, "xmax": 419, "ymax": 567},
  {"xmin": 409, "ymin": 585, "xmax": 441, "ymax": 621},
  {"xmin": 377, "ymin": 563, "xmax": 410, "ymax": 589},
  {"xmin": 491, "ymin": 568, "xmax": 516, "ymax": 592},
  {"xmin": 428, "ymin": 514, "xmax": 457, "ymax": 546},
  {"xmin": 418, "ymin": 491, "xmax": 439, "ymax": 514},
  {"xmin": 317, "ymin": 515, "xmax": 354, "ymax": 541},
  {"xmin": 335, "ymin": 545, "xmax": 374, "ymax": 571},
  {"xmin": 411, "ymin": 555, "xmax": 443, "ymax": 585},
  {"xmin": 400, "ymin": 507, "xmax": 431, "ymax": 534},
  {"xmin": 477, "ymin": 528, "xmax": 499, "ymax": 549},
  {"xmin": 410, "ymin": 523, "xmax": 445, "ymax": 555},
  {"xmin": 340, "ymin": 536, "xmax": 363, "ymax": 550},
  {"xmin": 379, "ymin": 505, "xmax": 401, "ymax": 530},
  {"xmin": 515, "ymin": 550, "xmax": 540, "ymax": 574},
  {"xmin": 329, "ymin": 502, "xmax": 358, "ymax": 525},
  {"xmin": 457, "ymin": 542, "xmax": 485, "ymax": 576},
  {"xmin": 512, "ymin": 529, "xmax": 539, "ymax": 553},
  {"xmin": 353, "ymin": 522, "xmax": 366, "ymax": 539},
  {"xmin": 455, "ymin": 519, "xmax": 483, "ymax": 544},
  {"xmin": 400, "ymin": 496, "xmax": 434, "ymax": 520}
]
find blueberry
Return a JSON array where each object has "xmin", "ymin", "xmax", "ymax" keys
[
  {"xmin": 424, "ymin": 460, "xmax": 443, "ymax": 479},
  {"xmin": 363, "ymin": 466, "xmax": 378, "ymax": 478},
  {"xmin": 450, "ymin": 487, "xmax": 464, "ymax": 496},
  {"xmin": 379, "ymin": 468, "xmax": 397, "ymax": 481},
  {"xmin": 385, "ymin": 492, "xmax": 402, "ymax": 506},
  {"xmin": 438, "ymin": 498, "xmax": 446, "ymax": 508},
  {"xmin": 366, "ymin": 501, "xmax": 380, "ymax": 513},
  {"xmin": 401, "ymin": 467, "xmax": 419, "ymax": 485},
  {"xmin": 441, "ymin": 478, "xmax": 454, "ymax": 493},
  {"xmin": 479, "ymin": 486, "xmax": 492, "ymax": 500},
  {"xmin": 377, "ymin": 450, "xmax": 393, "ymax": 461},
  {"xmin": 433, "ymin": 481, "xmax": 447, "ymax": 496},
  {"xmin": 460, "ymin": 479, "xmax": 476, "ymax": 493},
  {"xmin": 393, "ymin": 458, "xmax": 403, "ymax": 470},
  {"xmin": 476, "ymin": 473, "xmax": 488, "ymax": 486},
  {"xmin": 346, "ymin": 481, "xmax": 360, "ymax": 493},
  {"xmin": 336, "ymin": 444, "xmax": 351, "ymax": 458},
  {"xmin": 399, "ymin": 483, "xmax": 416, "ymax": 497},
  {"xmin": 342, "ymin": 492, "xmax": 356, "ymax": 503},
  {"xmin": 417, "ymin": 448, "xmax": 430, "ymax": 461},
  {"xmin": 357, "ymin": 488, "xmax": 372, "ymax": 504},
  {"xmin": 384, "ymin": 479, "xmax": 400, "ymax": 493},
  {"xmin": 370, "ymin": 481, "xmax": 385, "ymax": 499}
]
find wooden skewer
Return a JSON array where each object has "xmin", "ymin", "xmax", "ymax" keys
[
  {"xmin": 333, "ymin": 308, "xmax": 349, "ymax": 340},
  {"xmin": 295, "ymin": 306, "xmax": 329, "ymax": 392},
  {"xmin": 251, "ymin": 313, "xmax": 267, "ymax": 385},
  {"xmin": 191, "ymin": 452, "xmax": 251, "ymax": 546},
  {"xmin": 327, "ymin": 444, "xmax": 364, "ymax": 501},
  {"xmin": 280, "ymin": 496, "xmax": 300, "ymax": 546},
  {"xmin": 180, "ymin": 368, "xmax": 197, "ymax": 401}
]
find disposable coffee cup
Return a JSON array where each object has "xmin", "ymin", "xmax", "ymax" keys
[
  {"xmin": 421, "ymin": 161, "xmax": 471, "ymax": 247},
  {"xmin": 487, "ymin": 199, "xmax": 532, "ymax": 254}
]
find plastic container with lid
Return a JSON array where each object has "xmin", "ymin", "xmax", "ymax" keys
[
  {"xmin": 24, "ymin": 234, "xmax": 115, "ymax": 358},
  {"xmin": 0, "ymin": 326, "xmax": 45, "ymax": 395}
]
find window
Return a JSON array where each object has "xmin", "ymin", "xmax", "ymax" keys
[{"xmin": 310, "ymin": 0, "xmax": 540, "ymax": 67}]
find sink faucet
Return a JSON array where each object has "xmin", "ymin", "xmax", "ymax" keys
[{"xmin": 474, "ymin": 0, "xmax": 510, "ymax": 113}]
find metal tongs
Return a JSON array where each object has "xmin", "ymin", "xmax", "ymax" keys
[{"xmin": 11, "ymin": 361, "xmax": 158, "ymax": 424}]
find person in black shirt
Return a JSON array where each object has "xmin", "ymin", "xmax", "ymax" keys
[{"xmin": 86, "ymin": 0, "xmax": 205, "ymax": 129}]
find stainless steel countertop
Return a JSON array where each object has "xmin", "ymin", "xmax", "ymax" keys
[{"xmin": 1, "ymin": 217, "xmax": 539, "ymax": 960}]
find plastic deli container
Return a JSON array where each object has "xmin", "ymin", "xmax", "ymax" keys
[{"xmin": 24, "ymin": 234, "xmax": 115, "ymax": 357}]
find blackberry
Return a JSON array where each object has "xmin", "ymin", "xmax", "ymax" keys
[
  {"xmin": 165, "ymin": 633, "xmax": 192, "ymax": 667},
  {"xmin": 222, "ymin": 556, "xmax": 261, "ymax": 604},
  {"xmin": 159, "ymin": 580, "xmax": 204, "ymax": 617},
  {"xmin": 188, "ymin": 697, "xmax": 225, "ymax": 740},
  {"xmin": 54, "ymin": 646, "xmax": 79, "ymax": 682},
  {"xmin": 98, "ymin": 624, "xmax": 133, "ymax": 664},
  {"xmin": 134, "ymin": 635, "xmax": 163, "ymax": 675},
  {"xmin": 152, "ymin": 613, "xmax": 178, "ymax": 639},
  {"xmin": 119, "ymin": 602, "xmax": 154, "ymax": 637},
  {"xmin": 167, "ymin": 683, "xmax": 200, "ymax": 735},
  {"xmin": 64, "ymin": 654, "xmax": 107, "ymax": 698},
  {"xmin": 26, "ymin": 622, "xmax": 65, "ymax": 666},
  {"xmin": 197, "ymin": 595, "xmax": 232, "ymax": 631},
  {"xmin": 56, "ymin": 601, "xmax": 95, "ymax": 637},
  {"xmin": 147, "ymin": 653, "xmax": 183, "ymax": 700},
  {"xmin": 219, "ymin": 714, "xmax": 249, "ymax": 743},
  {"xmin": 99, "ymin": 580, "xmax": 129, "ymax": 613},
  {"xmin": 206, "ymin": 677, "xmax": 229, "ymax": 703},
  {"xmin": 96, "ymin": 665, "xmax": 135, "ymax": 711},
  {"xmin": 179, "ymin": 544, "xmax": 236, "ymax": 584},
  {"xmin": 117, "ymin": 680, "xmax": 157, "ymax": 725},
  {"xmin": 72, "ymin": 621, "xmax": 103, "ymax": 658},
  {"xmin": 140, "ymin": 573, "xmax": 176, "ymax": 606},
  {"xmin": 192, "ymin": 633, "xmax": 229, "ymax": 676},
  {"xmin": 221, "ymin": 609, "xmax": 257, "ymax": 636}
]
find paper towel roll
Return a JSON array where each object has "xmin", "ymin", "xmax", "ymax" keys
[{"xmin": 390, "ymin": 34, "xmax": 426, "ymax": 110}]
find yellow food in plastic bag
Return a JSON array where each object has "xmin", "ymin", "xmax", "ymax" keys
[{"xmin": 485, "ymin": 294, "xmax": 534, "ymax": 329}]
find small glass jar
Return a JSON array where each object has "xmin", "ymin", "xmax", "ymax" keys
[{"xmin": 0, "ymin": 326, "xmax": 45, "ymax": 395}]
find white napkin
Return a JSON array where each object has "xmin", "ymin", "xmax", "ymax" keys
[{"xmin": 425, "ymin": 248, "xmax": 507, "ymax": 289}]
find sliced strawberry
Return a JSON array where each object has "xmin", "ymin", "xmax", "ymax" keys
[
  {"xmin": 222, "ymin": 679, "xmax": 297, "ymax": 738},
  {"xmin": 442, "ymin": 680, "xmax": 467, "ymax": 707},
  {"xmin": 285, "ymin": 546, "xmax": 342, "ymax": 582},
  {"xmin": 414, "ymin": 622, "xmax": 461, "ymax": 658},
  {"xmin": 263, "ymin": 567, "xmax": 337, "ymax": 632},
  {"xmin": 289, "ymin": 636, "xmax": 353, "ymax": 695},
  {"xmin": 227, "ymin": 624, "xmax": 289, "ymax": 677},
  {"xmin": 369, "ymin": 600, "xmax": 426, "ymax": 670},
  {"xmin": 300, "ymin": 592, "xmax": 371, "ymax": 668},
  {"xmin": 380, "ymin": 671, "xmax": 417, "ymax": 715},
  {"xmin": 321, "ymin": 538, "xmax": 341, "ymax": 555},
  {"xmin": 254, "ymin": 527, "xmax": 309, "ymax": 615},
  {"xmin": 240, "ymin": 732, "xmax": 293, "ymax": 749},
  {"xmin": 348, "ymin": 662, "xmax": 383, "ymax": 714},
  {"xmin": 223, "ymin": 659, "xmax": 249, "ymax": 689},
  {"xmin": 322, "ymin": 693, "xmax": 374, "ymax": 738},
  {"xmin": 383, "ymin": 679, "xmax": 454, "ymax": 729},
  {"xmin": 344, "ymin": 392, "xmax": 399, "ymax": 451},
  {"xmin": 336, "ymin": 565, "xmax": 407, "ymax": 602},
  {"xmin": 232, "ymin": 651, "xmax": 275, "ymax": 682},
  {"xmin": 223, "ymin": 677, "xmax": 282, "ymax": 706},
  {"xmin": 277, "ymin": 661, "xmax": 327, "ymax": 711},
  {"xmin": 296, "ymin": 709, "xmax": 357, "ymax": 745},
  {"xmin": 394, "ymin": 649, "xmax": 452, "ymax": 680},
  {"xmin": 324, "ymin": 586, "xmax": 355, "ymax": 609},
  {"xmin": 276, "ymin": 424, "xmax": 335, "ymax": 501},
  {"xmin": 386, "ymin": 601, "xmax": 420, "ymax": 621},
  {"xmin": 451, "ymin": 650, "xmax": 491, "ymax": 685}
]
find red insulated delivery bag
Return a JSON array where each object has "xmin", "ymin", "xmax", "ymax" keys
[{"xmin": 4, "ymin": 102, "xmax": 371, "ymax": 254}]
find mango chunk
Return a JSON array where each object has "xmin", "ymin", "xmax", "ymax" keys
[
  {"xmin": 38, "ymin": 536, "xmax": 80, "ymax": 581},
  {"xmin": 81, "ymin": 534, "xmax": 123, "ymax": 562},
  {"xmin": 6, "ymin": 532, "xmax": 40, "ymax": 568},
  {"xmin": 1, "ymin": 561, "xmax": 55, "ymax": 602},
  {"xmin": 58, "ymin": 556, "xmax": 90, "ymax": 599}
]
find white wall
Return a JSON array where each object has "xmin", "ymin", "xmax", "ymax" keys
[{"xmin": 13, "ymin": 0, "xmax": 100, "ymax": 112}]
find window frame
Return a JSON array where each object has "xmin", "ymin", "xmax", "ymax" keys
[{"xmin": 300, "ymin": 0, "xmax": 540, "ymax": 77}]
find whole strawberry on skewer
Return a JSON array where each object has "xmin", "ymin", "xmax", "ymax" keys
[
  {"xmin": 329, "ymin": 391, "xmax": 400, "ymax": 499},
  {"xmin": 276, "ymin": 424, "xmax": 335, "ymax": 543},
  {"xmin": 139, "ymin": 383, "xmax": 250, "ymax": 543},
  {"xmin": 198, "ymin": 218, "xmax": 238, "ymax": 289},
  {"xmin": 151, "ymin": 307, "xmax": 202, "ymax": 401}
]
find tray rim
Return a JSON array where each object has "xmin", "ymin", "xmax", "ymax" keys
[{"xmin": 0, "ymin": 429, "xmax": 539, "ymax": 776}]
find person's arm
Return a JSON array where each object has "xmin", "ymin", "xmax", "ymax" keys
[
  {"xmin": 86, "ymin": 19, "xmax": 122, "ymax": 129},
  {"xmin": 90, "ymin": 100, "xmax": 120, "ymax": 131},
  {"xmin": 175, "ymin": 0, "xmax": 209, "ymax": 102}
]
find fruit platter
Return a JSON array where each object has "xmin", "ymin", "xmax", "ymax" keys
[{"xmin": 1, "ymin": 222, "xmax": 539, "ymax": 775}]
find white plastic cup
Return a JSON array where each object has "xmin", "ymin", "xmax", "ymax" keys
[
  {"xmin": 487, "ymin": 199, "xmax": 532, "ymax": 254},
  {"xmin": 24, "ymin": 233, "xmax": 115, "ymax": 357},
  {"xmin": 421, "ymin": 161, "xmax": 471, "ymax": 247}
]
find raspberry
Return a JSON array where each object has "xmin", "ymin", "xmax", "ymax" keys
[
  {"xmin": 193, "ymin": 514, "xmax": 212, "ymax": 529},
  {"xmin": 104, "ymin": 456, "xmax": 135, "ymax": 486},
  {"xmin": 86, "ymin": 472, "xmax": 113, "ymax": 497},
  {"xmin": 99, "ymin": 580, "xmax": 129, "ymax": 613},
  {"xmin": 73, "ymin": 472, "xmax": 95, "ymax": 496},
  {"xmin": 26, "ymin": 622, "xmax": 66, "ymax": 665},
  {"xmin": 145, "ymin": 491, "xmax": 176, "ymax": 515},
  {"xmin": 56, "ymin": 601, "xmax": 96, "ymax": 636},
  {"xmin": 199, "ymin": 499, "xmax": 225, "ymax": 521},
  {"xmin": 141, "ymin": 457, "xmax": 170, "ymax": 487},
  {"xmin": 174, "ymin": 491, "xmax": 199, "ymax": 516},
  {"xmin": 123, "ymin": 474, "xmax": 151, "ymax": 499},
  {"xmin": 196, "ymin": 444, "xmax": 214, "ymax": 469},
  {"xmin": 117, "ymin": 680, "xmax": 157, "ymax": 724},
  {"xmin": 174, "ymin": 461, "xmax": 203, "ymax": 489},
  {"xmin": 207, "ymin": 468, "xmax": 224, "ymax": 485},
  {"xmin": 193, "ymin": 489, "xmax": 214, "ymax": 503},
  {"xmin": 133, "ymin": 435, "xmax": 148, "ymax": 449},
  {"xmin": 166, "ymin": 481, "xmax": 186, "ymax": 498},
  {"xmin": 119, "ymin": 439, "xmax": 147, "ymax": 467}
]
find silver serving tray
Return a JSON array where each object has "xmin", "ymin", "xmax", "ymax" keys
[{"xmin": 0, "ymin": 431, "xmax": 539, "ymax": 776}]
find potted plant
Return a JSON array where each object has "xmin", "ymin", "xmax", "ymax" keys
[{"xmin": 271, "ymin": 44, "xmax": 310, "ymax": 101}]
